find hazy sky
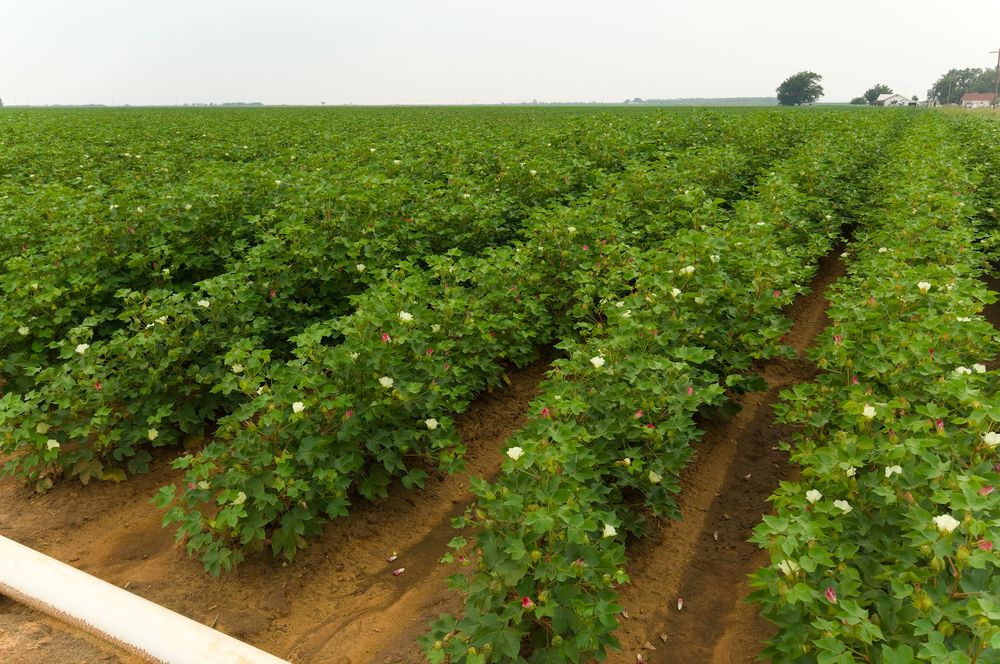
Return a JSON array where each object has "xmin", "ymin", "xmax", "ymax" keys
[{"xmin": 3, "ymin": 0, "xmax": 999, "ymax": 105}]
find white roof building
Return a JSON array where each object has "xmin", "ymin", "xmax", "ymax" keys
[{"xmin": 875, "ymin": 93, "xmax": 912, "ymax": 107}]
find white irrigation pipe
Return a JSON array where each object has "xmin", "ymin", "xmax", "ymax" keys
[{"xmin": 0, "ymin": 535, "xmax": 288, "ymax": 664}]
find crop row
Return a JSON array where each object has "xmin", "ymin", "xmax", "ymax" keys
[
  {"xmin": 750, "ymin": 115, "xmax": 1000, "ymax": 662},
  {"xmin": 419, "ymin": 112, "xmax": 908, "ymax": 663},
  {"xmin": 145, "ymin": 113, "xmax": 823, "ymax": 574}
]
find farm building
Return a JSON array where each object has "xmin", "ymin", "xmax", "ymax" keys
[
  {"xmin": 960, "ymin": 92, "xmax": 995, "ymax": 108},
  {"xmin": 875, "ymin": 93, "xmax": 912, "ymax": 106}
]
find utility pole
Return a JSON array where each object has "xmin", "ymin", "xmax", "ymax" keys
[{"xmin": 993, "ymin": 49, "xmax": 1000, "ymax": 109}]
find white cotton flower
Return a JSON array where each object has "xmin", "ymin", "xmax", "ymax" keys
[
  {"xmin": 424, "ymin": 418, "xmax": 438, "ymax": 430},
  {"xmin": 369, "ymin": 147, "xmax": 376, "ymax": 152},
  {"xmin": 956, "ymin": 317, "xmax": 972, "ymax": 322},
  {"xmin": 197, "ymin": 299, "xmax": 211, "ymax": 308},
  {"xmin": 398, "ymin": 311, "xmax": 414, "ymax": 322},
  {"xmin": 833, "ymin": 499, "xmax": 853, "ymax": 514},
  {"xmin": 231, "ymin": 364, "xmax": 244, "ymax": 374},
  {"xmin": 671, "ymin": 288, "xmax": 682, "ymax": 298},
  {"xmin": 877, "ymin": 247, "xmax": 888, "ymax": 254},
  {"xmin": 845, "ymin": 467, "xmax": 857, "ymax": 478},
  {"xmin": 621, "ymin": 457, "xmax": 631, "ymax": 467},
  {"xmin": 185, "ymin": 203, "xmax": 192, "ymax": 211},
  {"xmin": 147, "ymin": 429, "xmax": 159, "ymax": 441},
  {"xmin": 777, "ymin": 559, "xmax": 800, "ymax": 576},
  {"xmin": 602, "ymin": 523, "xmax": 617, "ymax": 538},
  {"xmin": 983, "ymin": 431, "xmax": 1000, "ymax": 448},
  {"xmin": 155, "ymin": 316, "xmax": 168, "ymax": 325},
  {"xmin": 709, "ymin": 254, "xmax": 720, "ymax": 264},
  {"xmin": 349, "ymin": 352, "xmax": 359, "ymax": 360},
  {"xmin": 955, "ymin": 366, "xmax": 972, "ymax": 375},
  {"xmin": 431, "ymin": 324, "xmax": 441, "ymax": 333},
  {"xmin": 973, "ymin": 364, "xmax": 986, "ymax": 374},
  {"xmin": 462, "ymin": 193, "xmax": 471, "ymax": 199},
  {"xmin": 36, "ymin": 423, "xmax": 50, "ymax": 434},
  {"xmin": 529, "ymin": 169, "xmax": 537, "ymax": 176},
  {"xmin": 75, "ymin": 343, "xmax": 90, "ymax": 355},
  {"xmin": 932, "ymin": 514, "xmax": 960, "ymax": 534},
  {"xmin": 17, "ymin": 326, "xmax": 29, "ymax": 336},
  {"xmin": 233, "ymin": 491, "xmax": 247, "ymax": 505},
  {"xmin": 590, "ymin": 356, "xmax": 606, "ymax": 369},
  {"xmin": 356, "ymin": 264, "xmax": 365, "ymax": 272},
  {"xmin": 393, "ymin": 159, "xmax": 401, "ymax": 165},
  {"xmin": 46, "ymin": 439, "xmax": 60, "ymax": 450},
  {"xmin": 292, "ymin": 401, "xmax": 305, "ymax": 414},
  {"xmin": 135, "ymin": 206, "xmax": 145, "ymax": 214},
  {"xmin": 805, "ymin": 489, "xmax": 822, "ymax": 503},
  {"xmin": 615, "ymin": 301, "xmax": 624, "ymax": 308},
  {"xmin": 648, "ymin": 470, "xmax": 662, "ymax": 484},
  {"xmin": 379, "ymin": 376, "xmax": 394, "ymax": 389},
  {"xmin": 567, "ymin": 226, "xmax": 577, "ymax": 233},
  {"xmin": 622, "ymin": 310, "xmax": 632, "ymax": 318},
  {"xmin": 109, "ymin": 204, "xmax": 119, "ymax": 211},
  {"xmin": 197, "ymin": 480, "xmax": 210, "ymax": 490},
  {"xmin": 863, "ymin": 404, "xmax": 876, "ymax": 419},
  {"xmin": 917, "ymin": 281, "xmax": 931, "ymax": 293},
  {"xmin": 680, "ymin": 265, "xmax": 695, "ymax": 276},
  {"xmin": 506, "ymin": 446, "xmax": 524, "ymax": 461},
  {"xmin": 885, "ymin": 465, "xmax": 902, "ymax": 478},
  {"xmin": 256, "ymin": 386, "xmax": 265, "ymax": 396}
]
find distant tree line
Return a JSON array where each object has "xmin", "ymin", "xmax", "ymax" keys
[{"xmin": 926, "ymin": 68, "xmax": 997, "ymax": 104}]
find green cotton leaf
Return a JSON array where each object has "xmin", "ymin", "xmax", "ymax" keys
[
  {"xmin": 784, "ymin": 582, "xmax": 815, "ymax": 605},
  {"xmin": 880, "ymin": 643, "xmax": 916, "ymax": 663},
  {"xmin": 504, "ymin": 538, "xmax": 527, "ymax": 561},
  {"xmin": 760, "ymin": 514, "xmax": 788, "ymax": 533},
  {"xmin": 495, "ymin": 557, "xmax": 530, "ymax": 586}
]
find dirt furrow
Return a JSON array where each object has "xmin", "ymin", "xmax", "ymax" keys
[
  {"xmin": 0, "ymin": 356, "xmax": 550, "ymax": 663},
  {"xmin": 610, "ymin": 250, "xmax": 846, "ymax": 664}
]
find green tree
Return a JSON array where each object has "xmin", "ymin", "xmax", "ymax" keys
[
  {"xmin": 863, "ymin": 84, "xmax": 893, "ymax": 105},
  {"xmin": 849, "ymin": 96, "xmax": 867, "ymax": 105},
  {"xmin": 926, "ymin": 68, "xmax": 994, "ymax": 104},
  {"xmin": 776, "ymin": 71, "xmax": 824, "ymax": 106}
]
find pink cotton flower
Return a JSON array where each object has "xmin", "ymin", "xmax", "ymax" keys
[
  {"xmin": 980, "ymin": 486, "xmax": 995, "ymax": 496},
  {"xmin": 381, "ymin": 332, "xmax": 391, "ymax": 343},
  {"xmin": 583, "ymin": 244, "xmax": 589, "ymax": 251},
  {"xmin": 541, "ymin": 407, "xmax": 551, "ymax": 418},
  {"xmin": 634, "ymin": 409, "xmax": 644, "ymax": 418},
  {"xmin": 851, "ymin": 376, "xmax": 858, "ymax": 385},
  {"xmin": 94, "ymin": 381, "xmax": 103, "ymax": 391},
  {"xmin": 773, "ymin": 290, "xmax": 781, "ymax": 298},
  {"xmin": 521, "ymin": 596, "xmax": 535, "ymax": 609},
  {"xmin": 834, "ymin": 335, "xmax": 842, "ymax": 345},
  {"xmin": 935, "ymin": 419, "xmax": 945, "ymax": 432},
  {"xmin": 646, "ymin": 422, "xmax": 655, "ymax": 429},
  {"xmin": 686, "ymin": 386, "xmax": 694, "ymax": 396},
  {"xmin": 825, "ymin": 587, "xmax": 837, "ymax": 604},
  {"xmin": 978, "ymin": 539, "xmax": 994, "ymax": 552}
]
